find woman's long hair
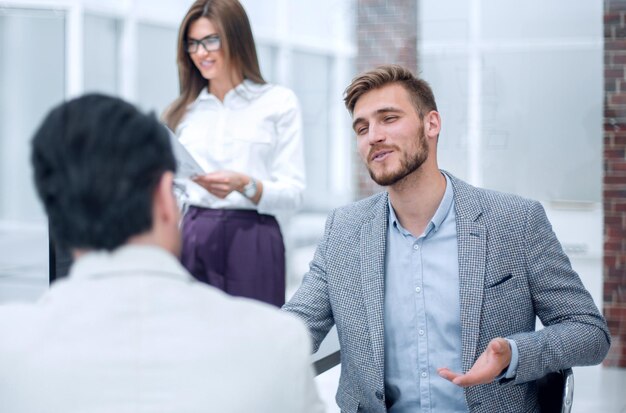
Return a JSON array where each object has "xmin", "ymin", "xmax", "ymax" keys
[{"xmin": 163, "ymin": 0, "xmax": 265, "ymax": 131}]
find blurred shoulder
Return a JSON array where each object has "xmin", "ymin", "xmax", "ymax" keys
[
  {"xmin": 0, "ymin": 301, "xmax": 45, "ymax": 351},
  {"xmin": 190, "ymin": 283, "xmax": 309, "ymax": 339}
]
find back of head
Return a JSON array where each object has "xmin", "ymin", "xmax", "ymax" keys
[
  {"xmin": 344, "ymin": 64, "xmax": 438, "ymax": 117},
  {"xmin": 31, "ymin": 94, "xmax": 176, "ymax": 251}
]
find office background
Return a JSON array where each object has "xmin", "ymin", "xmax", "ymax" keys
[{"xmin": 0, "ymin": 1, "xmax": 623, "ymax": 411}]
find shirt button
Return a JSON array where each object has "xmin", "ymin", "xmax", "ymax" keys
[
  {"xmin": 415, "ymin": 286, "xmax": 421, "ymax": 293},
  {"xmin": 413, "ymin": 244, "xmax": 420, "ymax": 250},
  {"xmin": 421, "ymin": 371, "xmax": 428, "ymax": 378},
  {"xmin": 419, "ymin": 329, "xmax": 425, "ymax": 336}
]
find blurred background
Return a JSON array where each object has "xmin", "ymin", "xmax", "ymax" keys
[{"xmin": 0, "ymin": 0, "xmax": 623, "ymax": 411}]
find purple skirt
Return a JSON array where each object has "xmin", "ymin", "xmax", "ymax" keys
[{"xmin": 180, "ymin": 206, "xmax": 285, "ymax": 307}]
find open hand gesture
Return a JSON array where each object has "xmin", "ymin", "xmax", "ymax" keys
[{"xmin": 437, "ymin": 338, "xmax": 512, "ymax": 387}]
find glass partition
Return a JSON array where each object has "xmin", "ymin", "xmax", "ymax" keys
[
  {"xmin": 84, "ymin": 13, "xmax": 120, "ymax": 95},
  {"xmin": 136, "ymin": 22, "xmax": 178, "ymax": 116},
  {"xmin": 420, "ymin": 55, "xmax": 469, "ymax": 181},
  {"xmin": 291, "ymin": 51, "xmax": 333, "ymax": 211},
  {"xmin": 479, "ymin": 49, "xmax": 601, "ymax": 201},
  {"xmin": 257, "ymin": 43, "xmax": 277, "ymax": 84},
  {"xmin": 419, "ymin": 0, "xmax": 602, "ymax": 203},
  {"xmin": 0, "ymin": 8, "xmax": 65, "ymax": 303}
]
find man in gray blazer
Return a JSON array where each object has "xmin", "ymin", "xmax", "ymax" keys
[{"xmin": 283, "ymin": 65, "xmax": 610, "ymax": 413}]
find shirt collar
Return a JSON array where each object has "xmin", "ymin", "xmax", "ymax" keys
[
  {"xmin": 388, "ymin": 172, "xmax": 455, "ymax": 237},
  {"xmin": 68, "ymin": 244, "xmax": 193, "ymax": 282},
  {"xmin": 195, "ymin": 79, "xmax": 269, "ymax": 104},
  {"xmin": 431, "ymin": 172, "xmax": 454, "ymax": 232}
]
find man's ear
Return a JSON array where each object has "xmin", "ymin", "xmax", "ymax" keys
[
  {"xmin": 424, "ymin": 110, "xmax": 441, "ymax": 140},
  {"xmin": 153, "ymin": 171, "xmax": 178, "ymax": 225}
]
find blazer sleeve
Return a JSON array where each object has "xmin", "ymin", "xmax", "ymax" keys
[
  {"xmin": 282, "ymin": 209, "xmax": 337, "ymax": 353},
  {"xmin": 508, "ymin": 201, "xmax": 610, "ymax": 384}
]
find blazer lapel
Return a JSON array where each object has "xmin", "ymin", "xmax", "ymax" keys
[
  {"xmin": 359, "ymin": 193, "xmax": 388, "ymax": 387},
  {"xmin": 449, "ymin": 175, "xmax": 487, "ymax": 372}
]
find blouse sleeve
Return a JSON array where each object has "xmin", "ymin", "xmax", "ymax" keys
[{"xmin": 257, "ymin": 89, "xmax": 306, "ymax": 214}]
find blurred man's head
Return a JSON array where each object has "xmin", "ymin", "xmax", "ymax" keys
[{"xmin": 31, "ymin": 94, "xmax": 180, "ymax": 255}]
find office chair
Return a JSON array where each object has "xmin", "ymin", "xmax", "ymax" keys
[
  {"xmin": 537, "ymin": 368, "xmax": 574, "ymax": 413},
  {"xmin": 315, "ymin": 350, "xmax": 575, "ymax": 413}
]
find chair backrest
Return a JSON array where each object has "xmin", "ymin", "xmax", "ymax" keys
[
  {"xmin": 313, "ymin": 349, "xmax": 340, "ymax": 376},
  {"xmin": 536, "ymin": 368, "xmax": 574, "ymax": 413}
]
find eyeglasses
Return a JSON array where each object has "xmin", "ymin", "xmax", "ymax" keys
[{"xmin": 186, "ymin": 34, "xmax": 221, "ymax": 54}]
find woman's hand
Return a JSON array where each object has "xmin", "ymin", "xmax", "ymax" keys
[{"xmin": 192, "ymin": 170, "xmax": 247, "ymax": 199}]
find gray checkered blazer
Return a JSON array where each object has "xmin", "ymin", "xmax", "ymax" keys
[{"xmin": 283, "ymin": 173, "xmax": 610, "ymax": 413}]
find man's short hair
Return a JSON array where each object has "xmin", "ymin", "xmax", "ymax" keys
[
  {"xmin": 31, "ymin": 94, "xmax": 176, "ymax": 251},
  {"xmin": 343, "ymin": 64, "xmax": 438, "ymax": 117}
]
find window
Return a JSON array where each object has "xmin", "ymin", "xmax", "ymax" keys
[
  {"xmin": 136, "ymin": 22, "xmax": 178, "ymax": 115},
  {"xmin": 0, "ymin": 8, "xmax": 65, "ymax": 302},
  {"xmin": 419, "ymin": 0, "xmax": 602, "ymax": 202},
  {"xmin": 257, "ymin": 43, "xmax": 277, "ymax": 83},
  {"xmin": 291, "ymin": 51, "xmax": 333, "ymax": 210},
  {"xmin": 84, "ymin": 14, "xmax": 120, "ymax": 95}
]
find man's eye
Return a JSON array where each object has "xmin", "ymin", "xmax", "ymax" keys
[
  {"xmin": 384, "ymin": 116, "xmax": 397, "ymax": 122},
  {"xmin": 357, "ymin": 127, "xmax": 367, "ymax": 135}
]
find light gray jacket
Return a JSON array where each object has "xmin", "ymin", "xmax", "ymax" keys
[{"xmin": 284, "ymin": 174, "xmax": 610, "ymax": 413}]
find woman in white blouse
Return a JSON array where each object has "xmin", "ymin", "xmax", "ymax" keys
[{"xmin": 164, "ymin": 0, "xmax": 305, "ymax": 307}]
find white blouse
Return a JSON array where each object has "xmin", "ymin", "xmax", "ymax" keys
[{"xmin": 176, "ymin": 80, "xmax": 305, "ymax": 215}]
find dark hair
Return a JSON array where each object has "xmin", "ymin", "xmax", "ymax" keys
[
  {"xmin": 344, "ymin": 64, "xmax": 438, "ymax": 116},
  {"xmin": 163, "ymin": 0, "xmax": 265, "ymax": 131},
  {"xmin": 31, "ymin": 94, "xmax": 176, "ymax": 251}
]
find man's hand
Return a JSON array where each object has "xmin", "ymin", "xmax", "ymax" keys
[
  {"xmin": 192, "ymin": 171, "xmax": 246, "ymax": 199},
  {"xmin": 437, "ymin": 338, "xmax": 512, "ymax": 387}
]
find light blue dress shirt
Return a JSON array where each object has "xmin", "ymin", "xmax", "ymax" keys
[
  {"xmin": 384, "ymin": 173, "xmax": 466, "ymax": 412},
  {"xmin": 383, "ymin": 173, "xmax": 519, "ymax": 412}
]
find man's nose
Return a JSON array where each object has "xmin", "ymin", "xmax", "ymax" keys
[{"xmin": 368, "ymin": 124, "xmax": 385, "ymax": 144}]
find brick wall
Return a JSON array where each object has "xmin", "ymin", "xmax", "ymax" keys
[
  {"xmin": 604, "ymin": 0, "xmax": 626, "ymax": 368},
  {"xmin": 355, "ymin": 0, "xmax": 417, "ymax": 198}
]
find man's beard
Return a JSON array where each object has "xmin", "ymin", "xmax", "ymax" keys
[{"xmin": 367, "ymin": 132, "xmax": 428, "ymax": 187}]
